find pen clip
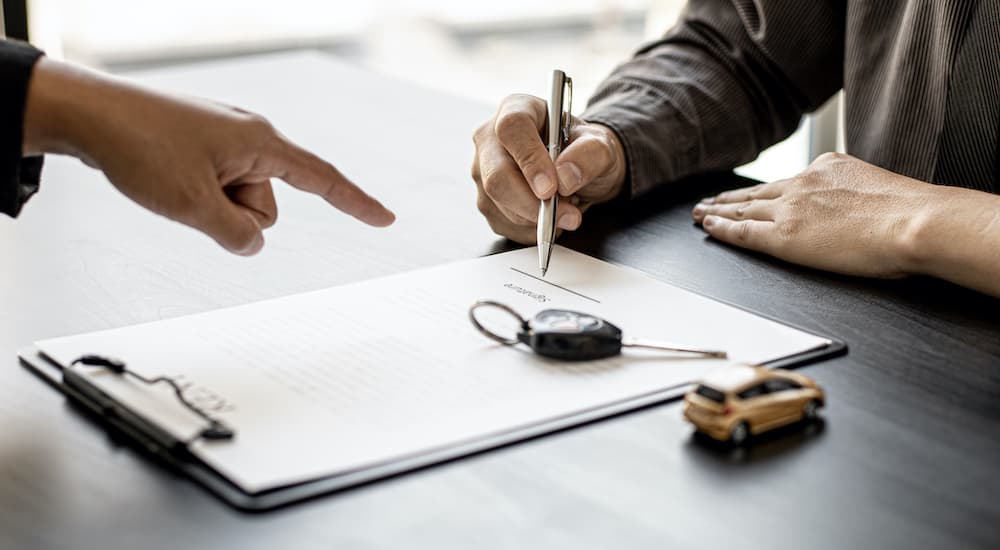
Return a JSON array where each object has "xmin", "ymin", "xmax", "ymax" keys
[
  {"xmin": 561, "ymin": 76, "xmax": 573, "ymax": 145},
  {"xmin": 547, "ymin": 70, "xmax": 573, "ymax": 157}
]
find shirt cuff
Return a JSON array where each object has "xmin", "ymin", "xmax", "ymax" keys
[
  {"xmin": 582, "ymin": 83, "xmax": 695, "ymax": 199},
  {"xmin": 0, "ymin": 40, "xmax": 45, "ymax": 218}
]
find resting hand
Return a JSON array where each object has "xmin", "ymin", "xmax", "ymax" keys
[
  {"xmin": 471, "ymin": 94, "xmax": 627, "ymax": 244},
  {"xmin": 691, "ymin": 153, "xmax": 945, "ymax": 278},
  {"xmin": 23, "ymin": 58, "xmax": 394, "ymax": 256}
]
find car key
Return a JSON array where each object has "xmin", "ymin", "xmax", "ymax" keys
[{"xmin": 470, "ymin": 301, "xmax": 728, "ymax": 361}]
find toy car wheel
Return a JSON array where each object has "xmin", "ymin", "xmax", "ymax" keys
[
  {"xmin": 730, "ymin": 421, "xmax": 749, "ymax": 445},
  {"xmin": 803, "ymin": 399, "xmax": 821, "ymax": 421}
]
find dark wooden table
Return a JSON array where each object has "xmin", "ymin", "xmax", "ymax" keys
[{"xmin": 1, "ymin": 52, "xmax": 997, "ymax": 550}]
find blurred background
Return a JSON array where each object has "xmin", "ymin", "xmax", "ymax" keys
[{"xmin": 6, "ymin": 0, "xmax": 839, "ymax": 182}]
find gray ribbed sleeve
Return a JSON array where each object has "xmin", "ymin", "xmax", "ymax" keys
[
  {"xmin": 582, "ymin": 0, "xmax": 999, "ymax": 196},
  {"xmin": 932, "ymin": 0, "xmax": 1000, "ymax": 192}
]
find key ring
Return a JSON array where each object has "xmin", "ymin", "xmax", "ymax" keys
[{"xmin": 469, "ymin": 300, "xmax": 528, "ymax": 345}]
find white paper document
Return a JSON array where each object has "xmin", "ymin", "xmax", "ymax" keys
[{"xmin": 34, "ymin": 246, "xmax": 831, "ymax": 493}]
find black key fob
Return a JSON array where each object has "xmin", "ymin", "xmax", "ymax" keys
[{"xmin": 517, "ymin": 309, "xmax": 623, "ymax": 361}]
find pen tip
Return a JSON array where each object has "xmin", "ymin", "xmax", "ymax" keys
[{"xmin": 540, "ymin": 267, "xmax": 548, "ymax": 278}]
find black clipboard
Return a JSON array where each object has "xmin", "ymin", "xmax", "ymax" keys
[{"xmin": 18, "ymin": 324, "xmax": 845, "ymax": 512}]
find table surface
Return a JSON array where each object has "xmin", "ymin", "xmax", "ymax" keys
[{"xmin": 1, "ymin": 51, "xmax": 997, "ymax": 550}]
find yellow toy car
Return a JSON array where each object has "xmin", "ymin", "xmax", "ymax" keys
[{"xmin": 683, "ymin": 364, "xmax": 825, "ymax": 444}]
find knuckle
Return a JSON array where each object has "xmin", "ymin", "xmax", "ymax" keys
[
  {"xmin": 777, "ymin": 216, "xmax": 800, "ymax": 239},
  {"xmin": 475, "ymin": 192, "xmax": 494, "ymax": 216},
  {"xmin": 517, "ymin": 144, "xmax": 545, "ymax": 169},
  {"xmin": 573, "ymin": 134, "xmax": 613, "ymax": 170},
  {"xmin": 238, "ymin": 113, "xmax": 280, "ymax": 153},
  {"xmin": 809, "ymin": 152, "xmax": 848, "ymax": 174},
  {"xmin": 470, "ymin": 159, "xmax": 481, "ymax": 183},
  {"xmin": 737, "ymin": 221, "xmax": 752, "ymax": 242},
  {"xmin": 242, "ymin": 112, "xmax": 275, "ymax": 135},
  {"xmin": 494, "ymin": 114, "xmax": 534, "ymax": 146},
  {"xmin": 472, "ymin": 121, "xmax": 491, "ymax": 144},
  {"xmin": 494, "ymin": 112, "xmax": 522, "ymax": 139},
  {"xmin": 507, "ymin": 93, "xmax": 540, "ymax": 110},
  {"xmin": 480, "ymin": 169, "xmax": 506, "ymax": 199},
  {"xmin": 785, "ymin": 194, "xmax": 807, "ymax": 210},
  {"xmin": 591, "ymin": 135, "xmax": 616, "ymax": 168},
  {"xmin": 815, "ymin": 151, "xmax": 845, "ymax": 164}
]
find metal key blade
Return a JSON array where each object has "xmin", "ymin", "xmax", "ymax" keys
[{"xmin": 621, "ymin": 338, "xmax": 728, "ymax": 358}]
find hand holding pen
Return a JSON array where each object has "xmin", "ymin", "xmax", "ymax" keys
[{"xmin": 470, "ymin": 75, "xmax": 629, "ymax": 251}]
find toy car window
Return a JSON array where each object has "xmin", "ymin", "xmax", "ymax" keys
[
  {"xmin": 694, "ymin": 385, "xmax": 726, "ymax": 403},
  {"xmin": 737, "ymin": 384, "xmax": 767, "ymax": 399},
  {"xmin": 765, "ymin": 379, "xmax": 800, "ymax": 392}
]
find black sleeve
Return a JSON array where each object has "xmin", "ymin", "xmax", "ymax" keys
[
  {"xmin": 0, "ymin": 39, "xmax": 44, "ymax": 218},
  {"xmin": 581, "ymin": 0, "xmax": 845, "ymax": 196}
]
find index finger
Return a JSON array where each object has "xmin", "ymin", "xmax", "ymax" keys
[
  {"xmin": 270, "ymin": 139, "xmax": 395, "ymax": 227},
  {"xmin": 492, "ymin": 95, "xmax": 558, "ymax": 199},
  {"xmin": 709, "ymin": 179, "xmax": 787, "ymax": 205}
]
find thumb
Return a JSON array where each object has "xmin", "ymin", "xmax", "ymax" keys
[{"xmin": 555, "ymin": 129, "xmax": 619, "ymax": 196}]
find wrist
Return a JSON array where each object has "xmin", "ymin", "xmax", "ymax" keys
[
  {"xmin": 895, "ymin": 185, "xmax": 983, "ymax": 277},
  {"xmin": 23, "ymin": 57, "xmax": 113, "ymax": 163},
  {"xmin": 894, "ymin": 186, "xmax": 941, "ymax": 275}
]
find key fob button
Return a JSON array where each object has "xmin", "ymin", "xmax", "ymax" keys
[{"xmin": 535, "ymin": 310, "xmax": 600, "ymax": 332}]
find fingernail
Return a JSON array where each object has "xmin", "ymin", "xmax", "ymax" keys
[
  {"xmin": 558, "ymin": 212, "xmax": 579, "ymax": 230},
  {"xmin": 702, "ymin": 216, "xmax": 715, "ymax": 228},
  {"xmin": 532, "ymin": 173, "xmax": 556, "ymax": 196},
  {"xmin": 693, "ymin": 204, "xmax": 705, "ymax": 216},
  {"xmin": 556, "ymin": 163, "xmax": 582, "ymax": 193}
]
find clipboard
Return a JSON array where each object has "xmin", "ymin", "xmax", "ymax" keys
[
  {"xmin": 17, "ymin": 246, "xmax": 846, "ymax": 512},
  {"xmin": 18, "ymin": 334, "xmax": 844, "ymax": 512}
]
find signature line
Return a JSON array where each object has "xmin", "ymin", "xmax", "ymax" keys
[{"xmin": 509, "ymin": 267, "xmax": 601, "ymax": 304}]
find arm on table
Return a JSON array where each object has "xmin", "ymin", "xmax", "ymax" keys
[{"xmin": 692, "ymin": 153, "xmax": 1000, "ymax": 298}]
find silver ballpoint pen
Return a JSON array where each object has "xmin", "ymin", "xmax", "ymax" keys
[{"xmin": 538, "ymin": 69, "xmax": 572, "ymax": 277}]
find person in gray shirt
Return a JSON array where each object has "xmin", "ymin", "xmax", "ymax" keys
[{"xmin": 471, "ymin": 0, "xmax": 1000, "ymax": 297}]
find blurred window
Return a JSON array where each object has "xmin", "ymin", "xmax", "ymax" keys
[{"xmin": 30, "ymin": 0, "xmax": 816, "ymax": 181}]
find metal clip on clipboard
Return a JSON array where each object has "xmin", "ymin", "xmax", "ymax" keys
[{"xmin": 65, "ymin": 355, "xmax": 235, "ymax": 447}]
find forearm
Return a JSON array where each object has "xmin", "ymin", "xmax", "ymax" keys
[
  {"xmin": 904, "ymin": 187, "xmax": 1000, "ymax": 297},
  {"xmin": 582, "ymin": 0, "xmax": 844, "ymax": 196},
  {"xmin": 23, "ymin": 56, "xmax": 121, "ymax": 165}
]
